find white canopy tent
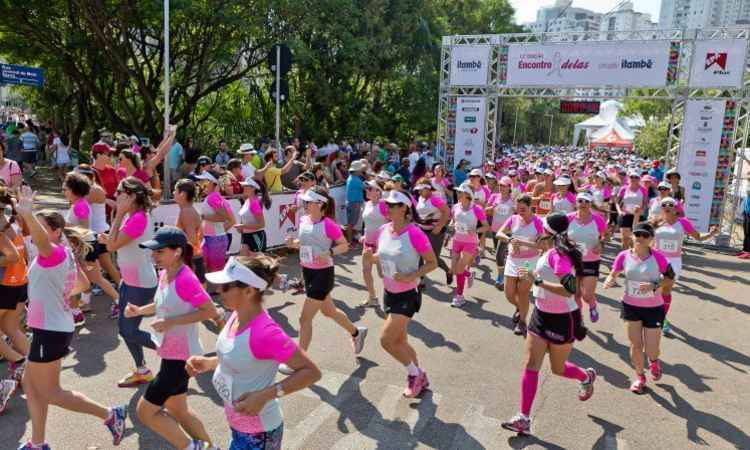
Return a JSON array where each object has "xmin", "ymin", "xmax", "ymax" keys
[{"xmin": 572, "ymin": 100, "xmax": 637, "ymax": 147}]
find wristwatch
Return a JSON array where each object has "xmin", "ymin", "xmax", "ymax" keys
[
  {"xmin": 275, "ymin": 382, "xmax": 285, "ymax": 398},
  {"xmin": 533, "ymin": 277, "xmax": 543, "ymax": 286}
]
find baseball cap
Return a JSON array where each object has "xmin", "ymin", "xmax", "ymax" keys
[
  {"xmin": 139, "ymin": 226, "xmax": 187, "ymax": 250},
  {"xmin": 92, "ymin": 142, "xmax": 113, "ymax": 156}
]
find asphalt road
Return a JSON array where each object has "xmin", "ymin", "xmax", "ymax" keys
[{"xmin": 3, "ymin": 170, "xmax": 749, "ymax": 449}]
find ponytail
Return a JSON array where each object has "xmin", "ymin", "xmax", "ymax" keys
[
  {"xmin": 553, "ymin": 231, "xmax": 583, "ymax": 275},
  {"xmin": 259, "ymin": 182, "xmax": 272, "ymax": 210}
]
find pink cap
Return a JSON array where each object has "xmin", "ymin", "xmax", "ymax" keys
[{"xmin": 499, "ymin": 176, "xmax": 513, "ymax": 186}]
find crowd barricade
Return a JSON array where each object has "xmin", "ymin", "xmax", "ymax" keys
[{"xmin": 151, "ymin": 184, "xmax": 347, "ymax": 253}]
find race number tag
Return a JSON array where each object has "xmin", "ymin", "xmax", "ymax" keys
[
  {"xmin": 212, "ymin": 370, "xmax": 234, "ymax": 404},
  {"xmin": 626, "ymin": 281, "xmax": 651, "ymax": 298},
  {"xmin": 299, "ymin": 222, "xmax": 314, "ymax": 234},
  {"xmin": 658, "ymin": 240, "xmax": 678, "ymax": 253},
  {"xmin": 497, "ymin": 206, "xmax": 512, "ymax": 219},
  {"xmin": 382, "ymin": 260, "xmax": 397, "ymax": 278},
  {"xmin": 539, "ymin": 200, "xmax": 552, "ymax": 210},
  {"xmin": 300, "ymin": 246, "xmax": 314, "ymax": 264},
  {"xmin": 455, "ymin": 223, "xmax": 469, "ymax": 234}
]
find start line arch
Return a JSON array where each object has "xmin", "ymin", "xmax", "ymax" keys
[{"xmin": 436, "ymin": 27, "xmax": 750, "ymax": 241}]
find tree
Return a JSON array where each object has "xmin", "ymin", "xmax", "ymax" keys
[{"xmin": 634, "ymin": 116, "xmax": 670, "ymax": 158}]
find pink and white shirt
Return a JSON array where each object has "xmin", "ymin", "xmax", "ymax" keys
[
  {"xmin": 533, "ymin": 249, "xmax": 578, "ymax": 314},
  {"xmin": 488, "ymin": 194, "xmax": 514, "ymax": 232},
  {"xmin": 613, "ymin": 249, "xmax": 670, "ymax": 308},
  {"xmin": 65, "ymin": 198, "xmax": 91, "ymax": 227},
  {"xmin": 298, "ymin": 215, "xmax": 343, "ymax": 269},
  {"xmin": 362, "ymin": 200, "xmax": 389, "ymax": 245},
  {"xmin": 618, "ymin": 186, "xmax": 647, "ymax": 215},
  {"xmin": 238, "ymin": 196, "xmax": 264, "ymax": 231},
  {"xmin": 654, "ymin": 217, "xmax": 695, "ymax": 258},
  {"xmin": 27, "ymin": 244, "xmax": 78, "ymax": 333},
  {"xmin": 648, "ymin": 197, "xmax": 685, "ymax": 220},
  {"xmin": 451, "ymin": 203, "xmax": 487, "ymax": 244},
  {"xmin": 551, "ymin": 192, "xmax": 576, "ymax": 214},
  {"xmin": 203, "ymin": 191, "xmax": 233, "ymax": 237},
  {"xmin": 567, "ymin": 212, "xmax": 607, "ymax": 262},
  {"xmin": 374, "ymin": 223, "xmax": 431, "ymax": 293},
  {"xmin": 501, "ymin": 214, "xmax": 544, "ymax": 259},
  {"xmin": 119, "ymin": 210, "xmax": 158, "ymax": 288},
  {"xmin": 416, "ymin": 195, "xmax": 446, "ymax": 230},
  {"xmin": 471, "ymin": 185, "xmax": 491, "ymax": 206},
  {"xmin": 214, "ymin": 311, "xmax": 297, "ymax": 434},
  {"xmin": 152, "ymin": 265, "xmax": 210, "ymax": 360}
]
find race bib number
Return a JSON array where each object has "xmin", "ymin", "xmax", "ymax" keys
[
  {"xmin": 455, "ymin": 223, "xmax": 469, "ymax": 234},
  {"xmin": 658, "ymin": 240, "xmax": 678, "ymax": 253},
  {"xmin": 626, "ymin": 281, "xmax": 651, "ymax": 298},
  {"xmin": 381, "ymin": 260, "xmax": 397, "ymax": 278},
  {"xmin": 212, "ymin": 370, "xmax": 234, "ymax": 404},
  {"xmin": 299, "ymin": 223, "xmax": 314, "ymax": 234},
  {"xmin": 300, "ymin": 246, "xmax": 314, "ymax": 264},
  {"xmin": 539, "ymin": 200, "xmax": 551, "ymax": 210},
  {"xmin": 496, "ymin": 206, "xmax": 512, "ymax": 218}
]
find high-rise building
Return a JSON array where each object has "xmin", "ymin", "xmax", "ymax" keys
[
  {"xmin": 659, "ymin": 0, "xmax": 750, "ymax": 29},
  {"xmin": 525, "ymin": 0, "xmax": 602, "ymax": 33},
  {"xmin": 599, "ymin": 1, "xmax": 658, "ymax": 40}
]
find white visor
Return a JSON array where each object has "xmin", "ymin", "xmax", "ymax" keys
[
  {"xmin": 576, "ymin": 192, "xmax": 593, "ymax": 202},
  {"xmin": 195, "ymin": 172, "xmax": 219, "ymax": 184},
  {"xmin": 205, "ymin": 256, "xmax": 269, "ymax": 290},
  {"xmin": 365, "ymin": 180, "xmax": 382, "ymax": 191},
  {"xmin": 469, "ymin": 168, "xmax": 483, "ymax": 176},
  {"xmin": 553, "ymin": 176, "xmax": 572, "ymax": 186},
  {"xmin": 455, "ymin": 183, "xmax": 474, "ymax": 198},
  {"xmin": 299, "ymin": 189, "xmax": 328, "ymax": 203},
  {"xmin": 384, "ymin": 190, "xmax": 411, "ymax": 205},
  {"xmin": 240, "ymin": 179, "xmax": 260, "ymax": 190},
  {"xmin": 414, "ymin": 184, "xmax": 432, "ymax": 191}
]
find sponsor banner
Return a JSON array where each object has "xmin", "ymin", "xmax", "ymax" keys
[
  {"xmin": 151, "ymin": 186, "xmax": 346, "ymax": 251},
  {"xmin": 506, "ymin": 41, "xmax": 671, "ymax": 88},
  {"xmin": 689, "ymin": 39, "xmax": 748, "ymax": 88},
  {"xmin": 677, "ymin": 100, "xmax": 726, "ymax": 233},
  {"xmin": 450, "ymin": 46, "xmax": 491, "ymax": 86},
  {"xmin": 454, "ymin": 97, "xmax": 486, "ymax": 169}
]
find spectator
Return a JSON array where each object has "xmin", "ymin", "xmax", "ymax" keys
[
  {"xmin": 188, "ymin": 155, "xmax": 213, "ymax": 181},
  {"xmin": 408, "ymin": 143, "xmax": 421, "ymax": 173},
  {"xmin": 345, "ymin": 159, "xmax": 367, "ymax": 244},
  {"xmin": 740, "ymin": 180, "xmax": 750, "ymax": 259},
  {"xmin": 91, "ymin": 142, "xmax": 118, "ymax": 200},
  {"xmin": 221, "ymin": 158, "xmax": 244, "ymax": 196},
  {"xmin": 167, "ymin": 137, "xmax": 184, "ymax": 189},
  {"xmin": 375, "ymin": 142, "xmax": 388, "ymax": 163},
  {"xmin": 411, "ymin": 157, "xmax": 427, "ymax": 187},
  {"xmin": 0, "ymin": 141, "xmax": 22, "ymax": 190},
  {"xmin": 215, "ymin": 139, "xmax": 231, "ymax": 166},
  {"xmin": 281, "ymin": 145, "xmax": 308, "ymax": 190},
  {"xmin": 453, "ymin": 159, "xmax": 470, "ymax": 187},
  {"xmin": 20, "ymin": 124, "xmax": 39, "ymax": 177},
  {"xmin": 396, "ymin": 158, "xmax": 411, "ymax": 188},
  {"xmin": 5, "ymin": 128, "xmax": 21, "ymax": 162},
  {"xmin": 330, "ymin": 151, "xmax": 348, "ymax": 184},
  {"xmin": 182, "ymin": 136, "xmax": 200, "ymax": 176},
  {"xmin": 261, "ymin": 148, "xmax": 299, "ymax": 193},
  {"xmin": 238, "ymin": 143, "xmax": 257, "ymax": 181}
]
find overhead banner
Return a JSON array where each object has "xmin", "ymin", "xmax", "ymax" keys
[
  {"xmin": 453, "ymin": 97, "xmax": 486, "ymax": 169},
  {"xmin": 677, "ymin": 100, "xmax": 726, "ymax": 233},
  {"xmin": 449, "ymin": 46, "xmax": 491, "ymax": 86},
  {"xmin": 689, "ymin": 39, "xmax": 748, "ymax": 88},
  {"xmin": 506, "ymin": 41, "xmax": 671, "ymax": 88}
]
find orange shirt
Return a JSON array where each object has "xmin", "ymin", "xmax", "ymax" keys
[{"xmin": 1, "ymin": 234, "xmax": 28, "ymax": 286}]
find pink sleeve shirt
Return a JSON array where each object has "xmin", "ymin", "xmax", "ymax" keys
[{"xmin": 121, "ymin": 210, "xmax": 147, "ymax": 239}]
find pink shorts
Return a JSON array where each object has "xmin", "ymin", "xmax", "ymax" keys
[{"xmin": 452, "ymin": 240, "xmax": 478, "ymax": 256}]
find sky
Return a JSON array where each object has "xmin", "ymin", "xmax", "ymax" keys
[{"xmin": 510, "ymin": 0, "xmax": 663, "ymax": 25}]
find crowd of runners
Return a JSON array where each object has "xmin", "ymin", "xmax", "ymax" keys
[{"xmin": 0, "ymin": 122, "xmax": 726, "ymax": 448}]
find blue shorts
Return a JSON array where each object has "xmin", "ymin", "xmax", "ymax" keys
[
  {"xmin": 346, "ymin": 202, "xmax": 363, "ymax": 228},
  {"xmin": 229, "ymin": 425, "xmax": 283, "ymax": 450}
]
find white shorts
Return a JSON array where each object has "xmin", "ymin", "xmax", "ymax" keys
[
  {"xmin": 667, "ymin": 256, "xmax": 682, "ymax": 281},
  {"xmin": 504, "ymin": 256, "xmax": 539, "ymax": 278}
]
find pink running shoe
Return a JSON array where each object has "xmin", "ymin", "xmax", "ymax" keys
[
  {"xmin": 403, "ymin": 370, "xmax": 429, "ymax": 398},
  {"xmin": 578, "ymin": 368, "xmax": 597, "ymax": 401},
  {"xmin": 649, "ymin": 360, "xmax": 662, "ymax": 381},
  {"xmin": 630, "ymin": 374, "xmax": 647, "ymax": 394},
  {"xmin": 501, "ymin": 414, "xmax": 531, "ymax": 435}
]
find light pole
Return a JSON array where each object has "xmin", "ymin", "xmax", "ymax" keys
[
  {"xmin": 162, "ymin": 0, "xmax": 171, "ymax": 199},
  {"xmin": 545, "ymin": 113, "xmax": 554, "ymax": 147},
  {"xmin": 512, "ymin": 104, "xmax": 520, "ymax": 146}
]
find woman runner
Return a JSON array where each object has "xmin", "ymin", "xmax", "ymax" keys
[
  {"xmin": 15, "ymin": 187, "xmax": 126, "ymax": 450},
  {"xmin": 236, "ymin": 178, "xmax": 271, "ymax": 257},
  {"xmin": 360, "ymin": 179, "xmax": 389, "ymax": 308},
  {"xmin": 414, "ymin": 178, "xmax": 451, "ymax": 285},
  {"xmin": 550, "ymin": 176, "xmax": 576, "ymax": 214},
  {"xmin": 603, "ymin": 222, "xmax": 675, "ymax": 394},
  {"xmin": 488, "ymin": 177, "xmax": 515, "ymax": 290},
  {"xmin": 368, "ymin": 189, "xmax": 437, "ymax": 398},
  {"xmin": 615, "ymin": 171, "xmax": 648, "ymax": 250},
  {"xmin": 501, "ymin": 212, "xmax": 596, "ymax": 436},
  {"xmin": 125, "ymin": 227, "xmax": 219, "ymax": 450},
  {"xmin": 174, "ymin": 179, "xmax": 206, "ymax": 286},
  {"xmin": 281, "ymin": 186, "xmax": 368, "ymax": 374},
  {"xmin": 188, "ymin": 254, "xmax": 321, "ymax": 450},
  {"xmin": 496, "ymin": 194, "xmax": 544, "ymax": 336},
  {"xmin": 449, "ymin": 184, "xmax": 489, "ymax": 307},
  {"xmin": 196, "ymin": 171, "xmax": 236, "ymax": 273}
]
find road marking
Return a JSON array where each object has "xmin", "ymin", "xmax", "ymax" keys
[{"xmin": 604, "ymin": 435, "xmax": 629, "ymax": 450}]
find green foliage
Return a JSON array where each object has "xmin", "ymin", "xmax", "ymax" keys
[{"xmin": 634, "ymin": 116, "xmax": 670, "ymax": 159}]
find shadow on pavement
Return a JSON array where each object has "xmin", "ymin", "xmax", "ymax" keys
[
  {"xmin": 668, "ymin": 324, "xmax": 750, "ymax": 374},
  {"xmin": 589, "ymin": 415, "xmax": 626, "ymax": 450},
  {"xmin": 507, "ymin": 433, "xmax": 566, "ymax": 449},
  {"xmin": 62, "ymin": 300, "xmax": 120, "ymax": 378},
  {"xmin": 649, "ymin": 383, "xmax": 750, "ymax": 448},
  {"xmin": 407, "ymin": 318, "xmax": 462, "ymax": 353}
]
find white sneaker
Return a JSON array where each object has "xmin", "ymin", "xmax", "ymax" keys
[
  {"xmin": 359, "ymin": 297, "xmax": 379, "ymax": 308},
  {"xmin": 352, "ymin": 327, "xmax": 368, "ymax": 354},
  {"xmin": 0, "ymin": 379, "xmax": 17, "ymax": 414},
  {"xmin": 451, "ymin": 296, "xmax": 466, "ymax": 308},
  {"xmin": 278, "ymin": 363, "xmax": 295, "ymax": 375}
]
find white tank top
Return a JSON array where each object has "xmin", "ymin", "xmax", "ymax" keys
[
  {"xmin": 362, "ymin": 200, "xmax": 388, "ymax": 244},
  {"xmin": 90, "ymin": 202, "xmax": 109, "ymax": 233}
]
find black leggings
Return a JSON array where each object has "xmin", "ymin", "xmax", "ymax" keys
[
  {"xmin": 744, "ymin": 213, "xmax": 750, "ymax": 252},
  {"xmin": 425, "ymin": 229, "xmax": 450, "ymax": 273}
]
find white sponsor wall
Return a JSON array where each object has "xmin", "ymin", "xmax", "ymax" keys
[
  {"xmin": 151, "ymin": 186, "xmax": 347, "ymax": 252},
  {"xmin": 449, "ymin": 46, "xmax": 491, "ymax": 86},
  {"xmin": 689, "ymin": 39, "xmax": 748, "ymax": 88},
  {"xmin": 677, "ymin": 100, "xmax": 726, "ymax": 233},
  {"xmin": 453, "ymin": 97, "xmax": 487, "ymax": 169},
  {"xmin": 506, "ymin": 41, "xmax": 671, "ymax": 88}
]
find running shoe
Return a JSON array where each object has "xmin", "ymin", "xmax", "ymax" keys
[
  {"xmin": 117, "ymin": 369, "xmax": 154, "ymax": 388},
  {"xmin": 445, "ymin": 271, "xmax": 453, "ymax": 285},
  {"xmin": 278, "ymin": 363, "xmax": 295, "ymax": 375},
  {"xmin": 649, "ymin": 359, "xmax": 662, "ymax": 381},
  {"xmin": 351, "ymin": 326, "xmax": 368, "ymax": 354},
  {"xmin": 662, "ymin": 319, "xmax": 671, "ymax": 335},
  {"xmin": 474, "ymin": 254, "xmax": 481, "ymax": 265},
  {"xmin": 9, "ymin": 359, "xmax": 26, "ymax": 383},
  {"xmin": 17, "ymin": 442, "xmax": 51, "ymax": 450},
  {"xmin": 189, "ymin": 440, "xmax": 220, "ymax": 450},
  {"xmin": 512, "ymin": 309, "xmax": 520, "ymax": 324},
  {"xmin": 450, "ymin": 295, "xmax": 466, "ymax": 308},
  {"xmin": 73, "ymin": 311, "xmax": 86, "ymax": 328},
  {"xmin": 104, "ymin": 405, "xmax": 127, "ymax": 446},
  {"xmin": 501, "ymin": 414, "xmax": 531, "ymax": 435},
  {"xmin": 738, "ymin": 251, "xmax": 750, "ymax": 259},
  {"xmin": 629, "ymin": 374, "xmax": 647, "ymax": 394},
  {"xmin": 578, "ymin": 368, "xmax": 597, "ymax": 401},
  {"xmin": 513, "ymin": 321, "xmax": 527, "ymax": 337},
  {"xmin": 589, "ymin": 307, "xmax": 599, "ymax": 323},
  {"xmin": 110, "ymin": 303, "xmax": 121, "ymax": 319},
  {"xmin": 359, "ymin": 297, "xmax": 379, "ymax": 308},
  {"xmin": 403, "ymin": 370, "xmax": 429, "ymax": 398},
  {"xmin": 0, "ymin": 379, "xmax": 17, "ymax": 414}
]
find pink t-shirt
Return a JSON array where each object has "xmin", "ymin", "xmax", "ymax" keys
[
  {"xmin": 117, "ymin": 167, "xmax": 151, "ymax": 184},
  {"xmin": 613, "ymin": 249, "xmax": 669, "ymax": 307},
  {"xmin": 119, "ymin": 210, "xmax": 158, "ymax": 288},
  {"xmin": 452, "ymin": 204, "xmax": 488, "ymax": 243},
  {"xmin": 0, "ymin": 159, "xmax": 21, "ymax": 185},
  {"xmin": 27, "ymin": 244, "xmax": 78, "ymax": 333},
  {"xmin": 373, "ymin": 223, "xmax": 431, "ymax": 293},
  {"xmin": 298, "ymin": 216, "xmax": 344, "ymax": 269}
]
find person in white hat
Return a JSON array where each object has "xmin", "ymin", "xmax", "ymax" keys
[
  {"xmin": 584, "ymin": 171, "xmax": 613, "ymax": 217},
  {"xmin": 413, "ymin": 178, "xmax": 452, "ymax": 284},
  {"xmin": 495, "ymin": 194, "xmax": 544, "ymax": 336},
  {"xmin": 551, "ymin": 176, "xmax": 576, "ymax": 214},
  {"xmin": 532, "ymin": 169, "xmax": 555, "ymax": 216},
  {"xmin": 567, "ymin": 191, "xmax": 608, "ymax": 323},
  {"xmin": 449, "ymin": 183, "xmax": 489, "ymax": 307},
  {"xmin": 364, "ymin": 189, "xmax": 437, "ymax": 398},
  {"xmin": 282, "ymin": 185, "xmax": 368, "ymax": 374},
  {"xmin": 359, "ymin": 179, "xmax": 389, "ymax": 308},
  {"xmin": 195, "ymin": 170, "xmax": 236, "ymax": 273},
  {"xmin": 238, "ymin": 143, "xmax": 258, "ymax": 181},
  {"xmin": 430, "ymin": 164, "xmax": 452, "ymax": 201},
  {"xmin": 488, "ymin": 176, "xmax": 515, "ymax": 289},
  {"xmin": 648, "ymin": 181, "xmax": 683, "ymax": 221},
  {"xmin": 236, "ymin": 178, "xmax": 272, "ymax": 256},
  {"xmin": 615, "ymin": 170, "xmax": 648, "ymax": 250},
  {"xmin": 187, "ymin": 254, "xmax": 321, "ymax": 450}
]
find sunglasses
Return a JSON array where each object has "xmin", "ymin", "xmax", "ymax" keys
[
  {"xmin": 633, "ymin": 231, "xmax": 652, "ymax": 238},
  {"xmin": 658, "ymin": 187, "xmax": 670, "ymax": 191},
  {"xmin": 576, "ymin": 199, "xmax": 591, "ymax": 204},
  {"xmin": 661, "ymin": 202, "xmax": 675, "ymax": 208},
  {"xmin": 387, "ymin": 202, "xmax": 404, "ymax": 209}
]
